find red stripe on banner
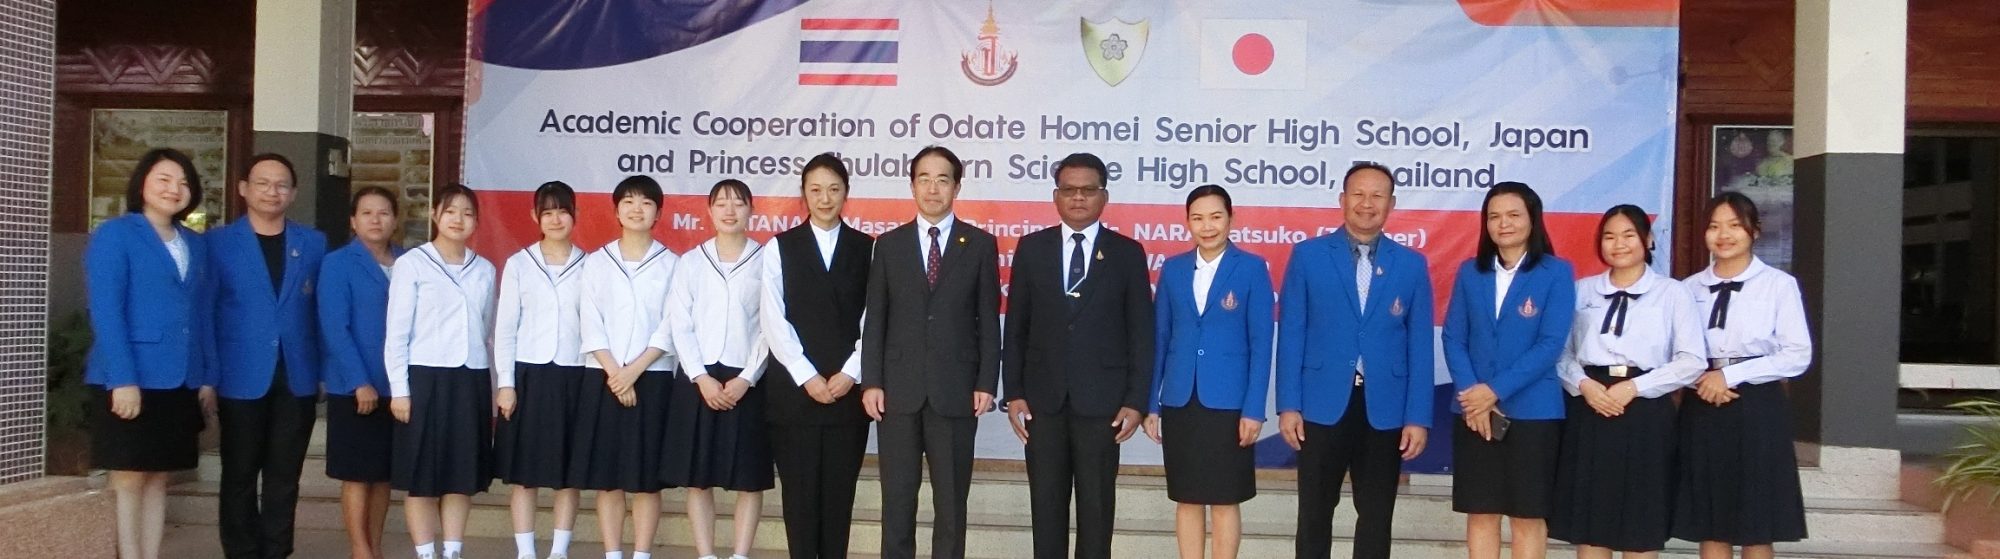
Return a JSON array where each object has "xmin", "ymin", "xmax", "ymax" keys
[
  {"xmin": 466, "ymin": 192, "xmax": 1614, "ymax": 324},
  {"xmin": 799, "ymin": 18, "xmax": 900, "ymax": 31},
  {"xmin": 798, "ymin": 73, "xmax": 898, "ymax": 86}
]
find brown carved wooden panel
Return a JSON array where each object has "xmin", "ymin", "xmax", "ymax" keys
[{"xmin": 354, "ymin": 0, "xmax": 468, "ymax": 97}]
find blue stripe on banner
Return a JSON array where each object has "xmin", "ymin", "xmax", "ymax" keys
[{"xmin": 798, "ymin": 40, "xmax": 899, "ymax": 64}]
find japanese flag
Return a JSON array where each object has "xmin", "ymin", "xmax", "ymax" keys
[{"xmin": 1199, "ymin": 19, "xmax": 1308, "ymax": 90}]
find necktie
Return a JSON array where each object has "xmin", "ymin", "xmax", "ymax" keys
[
  {"xmin": 1067, "ymin": 232, "xmax": 1087, "ymax": 293},
  {"xmin": 1708, "ymin": 280, "xmax": 1744, "ymax": 329},
  {"xmin": 1602, "ymin": 291, "xmax": 1639, "ymax": 336},
  {"xmin": 1355, "ymin": 243, "xmax": 1372, "ymax": 379},
  {"xmin": 926, "ymin": 226, "xmax": 942, "ymax": 288}
]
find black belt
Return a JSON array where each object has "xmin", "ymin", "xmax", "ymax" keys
[
  {"xmin": 1583, "ymin": 364, "xmax": 1650, "ymax": 386},
  {"xmin": 1708, "ymin": 356, "xmax": 1760, "ymax": 369}
]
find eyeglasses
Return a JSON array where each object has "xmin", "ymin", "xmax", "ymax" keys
[
  {"xmin": 247, "ymin": 180, "xmax": 295, "ymax": 194},
  {"xmin": 915, "ymin": 176, "xmax": 957, "ymax": 188},
  {"xmin": 1056, "ymin": 186, "xmax": 1107, "ymax": 198}
]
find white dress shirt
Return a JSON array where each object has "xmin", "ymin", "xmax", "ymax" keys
[
  {"xmin": 1558, "ymin": 268, "xmax": 1708, "ymax": 399},
  {"xmin": 1684, "ymin": 257, "xmax": 1813, "ymax": 387},
  {"xmin": 660, "ymin": 238, "xmax": 771, "ymax": 383},
  {"xmin": 165, "ymin": 233, "xmax": 189, "ymax": 280},
  {"xmin": 761, "ymin": 226, "xmax": 864, "ymax": 385},
  {"xmin": 1494, "ymin": 256, "xmax": 1522, "ymax": 319},
  {"xmin": 915, "ymin": 212, "xmax": 956, "ymax": 261},
  {"xmin": 579, "ymin": 240, "xmax": 679, "ymax": 372},
  {"xmin": 492, "ymin": 244, "xmax": 586, "ymax": 388},
  {"xmin": 1193, "ymin": 247, "xmax": 1224, "ymax": 315},
  {"xmin": 1061, "ymin": 221, "xmax": 1102, "ymax": 290},
  {"xmin": 384, "ymin": 243, "xmax": 497, "ymax": 398}
]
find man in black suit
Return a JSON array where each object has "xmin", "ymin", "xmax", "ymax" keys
[
  {"xmin": 1001, "ymin": 152, "xmax": 1154, "ymax": 559},
  {"xmin": 862, "ymin": 145, "xmax": 1002, "ymax": 559}
]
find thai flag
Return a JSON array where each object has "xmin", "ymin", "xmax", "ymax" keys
[{"xmin": 798, "ymin": 18, "xmax": 898, "ymax": 86}]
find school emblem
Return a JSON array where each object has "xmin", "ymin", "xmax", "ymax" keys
[
  {"xmin": 1389, "ymin": 297, "xmax": 1404, "ymax": 317},
  {"xmin": 1221, "ymin": 291, "xmax": 1238, "ymax": 311},
  {"xmin": 302, "ymin": 280, "xmax": 314, "ymax": 296},
  {"xmin": 1375, "ymin": 266, "xmax": 1385, "ymax": 277},
  {"xmin": 1080, "ymin": 17, "xmax": 1149, "ymax": 86},
  {"xmin": 960, "ymin": 4, "xmax": 1018, "ymax": 86},
  {"xmin": 1519, "ymin": 297, "xmax": 1537, "ymax": 318},
  {"xmin": 1095, "ymin": 250, "xmax": 1104, "ymax": 261}
]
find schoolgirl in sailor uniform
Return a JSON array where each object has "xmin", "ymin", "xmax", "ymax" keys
[
  {"xmin": 659, "ymin": 179, "xmax": 774, "ymax": 559},
  {"xmin": 1444, "ymin": 182, "xmax": 1576, "ymax": 559},
  {"xmin": 1549, "ymin": 205, "xmax": 1708, "ymax": 557},
  {"xmin": 317, "ymin": 186, "xmax": 404, "ymax": 559},
  {"xmin": 1672, "ymin": 193, "xmax": 1810, "ymax": 558},
  {"xmin": 493, "ymin": 181, "xmax": 589, "ymax": 559},
  {"xmin": 86, "ymin": 148, "xmax": 212, "ymax": 559},
  {"xmin": 573, "ymin": 175, "xmax": 680, "ymax": 559},
  {"xmin": 385, "ymin": 183, "xmax": 497, "ymax": 559}
]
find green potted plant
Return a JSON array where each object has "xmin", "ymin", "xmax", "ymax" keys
[
  {"xmin": 1937, "ymin": 398, "xmax": 2000, "ymax": 510},
  {"xmin": 45, "ymin": 311, "xmax": 92, "ymax": 475}
]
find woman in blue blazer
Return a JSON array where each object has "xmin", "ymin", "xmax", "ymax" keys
[
  {"xmin": 317, "ymin": 186, "xmax": 404, "ymax": 559},
  {"xmin": 1142, "ymin": 185, "xmax": 1273, "ymax": 559},
  {"xmin": 86, "ymin": 148, "xmax": 212, "ymax": 559},
  {"xmin": 1443, "ymin": 182, "xmax": 1576, "ymax": 559}
]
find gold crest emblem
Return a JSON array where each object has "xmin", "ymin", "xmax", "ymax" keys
[
  {"xmin": 1374, "ymin": 266, "xmax": 1385, "ymax": 276},
  {"xmin": 1096, "ymin": 250, "xmax": 1104, "ymax": 261},
  {"xmin": 957, "ymin": 236, "xmax": 967, "ymax": 244},
  {"xmin": 1389, "ymin": 297, "xmax": 1404, "ymax": 317},
  {"xmin": 1221, "ymin": 291, "xmax": 1238, "ymax": 311},
  {"xmin": 1520, "ymin": 297, "xmax": 1537, "ymax": 318}
]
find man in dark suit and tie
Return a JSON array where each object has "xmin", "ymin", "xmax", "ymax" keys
[
  {"xmin": 1001, "ymin": 152, "xmax": 1154, "ymax": 559},
  {"xmin": 862, "ymin": 145, "xmax": 1002, "ymax": 559}
]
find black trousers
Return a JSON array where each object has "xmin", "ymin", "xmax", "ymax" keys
[
  {"xmin": 1296, "ymin": 385, "xmax": 1404, "ymax": 559},
  {"xmin": 877, "ymin": 403, "xmax": 977, "ymax": 559},
  {"xmin": 218, "ymin": 366, "xmax": 318, "ymax": 559},
  {"xmin": 769, "ymin": 422, "xmax": 870, "ymax": 559},
  {"xmin": 1024, "ymin": 405, "xmax": 1119, "ymax": 559}
]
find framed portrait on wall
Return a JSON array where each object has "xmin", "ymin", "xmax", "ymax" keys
[
  {"xmin": 88, "ymin": 109, "xmax": 230, "ymax": 231},
  {"xmin": 1710, "ymin": 125, "xmax": 1795, "ymax": 272}
]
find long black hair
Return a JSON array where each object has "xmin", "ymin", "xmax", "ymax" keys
[
  {"xmin": 1475, "ymin": 181, "xmax": 1555, "ymax": 272},
  {"xmin": 125, "ymin": 148, "xmax": 203, "ymax": 222},
  {"xmin": 1596, "ymin": 204, "xmax": 1654, "ymax": 266}
]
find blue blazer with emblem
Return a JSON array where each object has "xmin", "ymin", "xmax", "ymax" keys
[
  {"xmin": 1441, "ymin": 256, "xmax": 1577, "ymax": 420},
  {"xmin": 1150, "ymin": 246, "xmax": 1274, "ymax": 421},
  {"xmin": 1275, "ymin": 230, "xmax": 1435, "ymax": 430},
  {"xmin": 85, "ymin": 214, "xmax": 215, "ymax": 390},
  {"xmin": 206, "ymin": 219, "xmax": 326, "ymax": 399},
  {"xmin": 317, "ymin": 240, "xmax": 402, "ymax": 396}
]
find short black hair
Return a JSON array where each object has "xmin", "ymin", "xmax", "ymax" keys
[
  {"xmin": 126, "ymin": 148, "xmax": 204, "ymax": 222},
  {"xmin": 909, "ymin": 145, "xmax": 964, "ymax": 183},
  {"xmin": 1052, "ymin": 152, "xmax": 1108, "ymax": 188},
  {"xmin": 350, "ymin": 186, "xmax": 397, "ymax": 216},
  {"xmin": 1596, "ymin": 204, "xmax": 1654, "ymax": 266},
  {"xmin": 243, "ymin": 152, "xmax": 297, "ymax": 187},
  {"xmin": 1707, "ymin": 191, "xmax": 1763, "ymax": 239},
  {"xmin": 1476, "ymin": 181, "xmax": 1555, "ymax": 273},
  {"xmin": 801, "ymin": 152, "xmax": 850, "ymax": 190},
  {"xmin": 612, "ymin": 175, "xmax": 664, "ymax": 208},
  {"xmin": 708, "ymin": 178, "xmax": 753, "ymax": 206},
  {"xmin": 1185, "ymin": 184, "xmax": 1233, "ymax": 215},
  {"xmin": 1342, "ymin": 161, "xmax": 1395, "ymax": 195},
  {"xmin": 533, "ymin": 181, "xmax": 577, "ymax": 217}
]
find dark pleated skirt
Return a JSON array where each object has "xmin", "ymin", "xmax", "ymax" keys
[
  {"xmin": 325, "ymin": 393, "xmax": 395, "ymax": 483},
  {"xmin": 1550, "ymin": 394, "xmax": 1676, "ymax": 551},
  {"xmin": 390, "ymin": 366, "xmax": 494, "ymax": 497},
  {"xmin": 1452, "ymin": 415, "xmax": 1561, "ymax": 519},
  {"xmin": 1160, "ymin": 401, "xmax": 1256, "ymax": 505},
  {"xmin": 89, "ymin": 386, "xmax": 202, "ymax": 472},
  {"xmin": 1672, "ymin": 381, "xmax": 1807, "ymax": 545},
  {"xmin": 659, "ymin": 364, "xmax": 775, "ymax": 492},
  {"xmin": 495, "ymin": 362, "xmax": 586, "ymax": 489},
  {"xmin": 567, "ymin": 369, "xmax": 673, "ymax": 493}
]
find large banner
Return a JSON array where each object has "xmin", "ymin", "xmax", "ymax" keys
[{"xmin": 465, "ymin": 0, "xmax": 1680, "ymax": 467}]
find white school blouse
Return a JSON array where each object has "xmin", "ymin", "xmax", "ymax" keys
[
  {"xmin": 384, "ymin": 243, "xmax": 497, "ymax": 398},
  {"xmin": 579, "ymin": 240, "xmax": 679, "ymax": 372},
  {"xmin": 760, "ymin": 228, "xmax": 864, "ymax": 385},
  {"xmin": 1558, "ymin": 268, "xmax": 1708, "ymax": 399},
  {"xmin": 1683, "ymin": 257, "xmax": 1812, "ymax": 387},
  {"xmin": 492, "ymin": 245, "xmax": 586, "ymax": 388},
  {"xmin": 660, "ymin": 239, "xmax": 771, "ymax": 383}
]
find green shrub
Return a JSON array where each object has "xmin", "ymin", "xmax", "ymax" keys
[{"xmin": 1937, "ymin": 398, "xmax": 2000, "ymax": 510}]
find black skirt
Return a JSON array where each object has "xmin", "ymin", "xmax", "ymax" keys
[
  {"xmin": 659, "ymin": 364, "xmax": 775, "ymax": 492},
  {"xmin": 1451, "ymin": 415, "xmax": 1560, "ymax": 519},
  {"xmin": 390, "ymin": 366, "xmax": 494, "ymax": 497},
  {"xmin": 567, "ymin": 369, "xmax": 673, "ymax": 493},
  {"xmin": 1160, "ymin": 401, "xmax": 1256, "ymax": 505},
  {"xmin": 1672, "ymin": 382, "xmax": 1807, "ymax": 545},
  {"xmin": 495, "ymin": 362, "xmax": 587, "ymax": 489},
  {"xmin": 89, "ymin": 386, "xmax": 202, "ymax": 472},
  {"xmin": 325, "ymin": 393, "xmax": 395, "ymax": 483},
  {"xmin": 1550, "ymin": 394, "xmax": 1676, "ymax": 551}
]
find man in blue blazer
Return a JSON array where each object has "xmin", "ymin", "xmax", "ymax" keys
[
  {"xmin": 1276, "ymin": 162, "xmax": 1435, "ymax": 559},
  {"xmin": 205, "ymin": 154, "xmax": 327, "ymax": 559}
]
